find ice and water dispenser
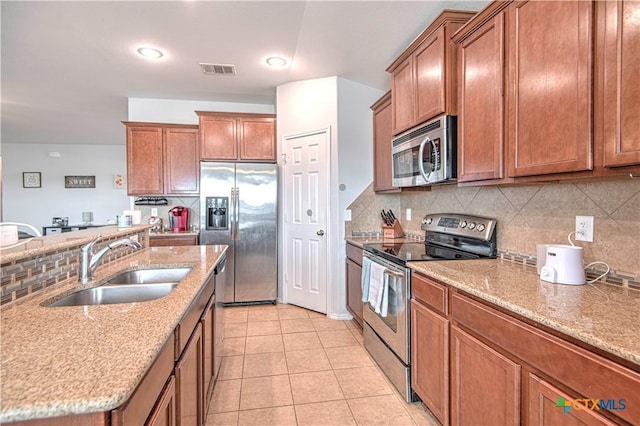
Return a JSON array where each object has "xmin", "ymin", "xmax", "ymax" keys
[{"xmin": 206, "ymin": 197, "xmax": 228, "ymax": 230}]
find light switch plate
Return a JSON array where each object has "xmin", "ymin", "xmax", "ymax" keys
[
  {"xmin": 406, "ymin": 208, "xmax": 412, "ymax": 221},
  {"xmin": 345, "ymin": 209, "xmax": 352, "ymax": 221}
]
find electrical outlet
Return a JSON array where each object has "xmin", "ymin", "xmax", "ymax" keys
[
  {"xmin": 406, "ymin": 208, "xmax": 412, "ymax": 221},
  {"xmin": 344, "ymin": 209, "xmax": 352, "ymax": 221},
  {"xmin": 575, "ymin": 215, "xmax": 594, "ymax": 242}
]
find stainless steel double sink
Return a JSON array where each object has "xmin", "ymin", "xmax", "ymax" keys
[{"xmin": 48, "ymin": 267, "xmax": 192, "ymax": 307}]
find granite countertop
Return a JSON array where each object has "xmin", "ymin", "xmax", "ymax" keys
[
  {"xmin": 0, "ymin": 225, "xmax": 152, "ymax": 263},
  {"xmin": 149, "ymin": 230, "xmax": 200, "ymax": 238},
  {"xmin": 0, "ymin": 244, "xmax": 227, "ymax": 423},
  {"xmin": 409, "ymin": 259, "xmax": 640, "ymax": 368}
]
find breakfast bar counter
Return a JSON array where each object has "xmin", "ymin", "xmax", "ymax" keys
[{"xmin": 0, "ymin": 244, "xmax": 227, "ymax": 423}]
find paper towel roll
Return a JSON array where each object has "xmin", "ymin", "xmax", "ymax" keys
[{"xmin": 123, "ymin": 210, "xmax": 142, "ymax": 225}]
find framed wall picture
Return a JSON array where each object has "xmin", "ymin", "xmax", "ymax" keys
[
  {"xmin": 23, "ymin": 172, "xmax": 41, "ymax": 188},
  {"xmin": 65, "ymin": 175, "xmax": 95, "ymax": 188}
]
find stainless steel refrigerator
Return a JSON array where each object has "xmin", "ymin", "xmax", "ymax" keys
[{"xmin": 200, "ymin": 162, "xmax": 277, "ymax": 304}]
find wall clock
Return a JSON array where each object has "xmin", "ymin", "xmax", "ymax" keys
[{"xmin": 22, "ymin": 172, "xmax": 41, "ymax": 188}]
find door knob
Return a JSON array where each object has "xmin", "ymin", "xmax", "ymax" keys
[{"xmin": 317, "ymin": 230, "xmax": 325, "ymax": 236}]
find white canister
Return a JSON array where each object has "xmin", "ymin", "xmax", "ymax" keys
[
  {"xmin": 0, "ymin": 225, "xmax": 19, "ymax": 247},
  {"xmin": 540, "ymin": 244, "xmax": 586, "ymax": 285}
]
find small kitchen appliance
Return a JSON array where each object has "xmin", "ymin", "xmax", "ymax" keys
[
  {"xmin": 169, "ymin": 206, "xmax": 189, "ymax": 232},
  {"xmin": 540, "ymin": 244, "xmax": 586, "ymax": 285}
]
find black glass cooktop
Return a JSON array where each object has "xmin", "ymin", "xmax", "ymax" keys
[{"xmin": 363, "ymin": 242, "xmax": 482, "ymax": 266}]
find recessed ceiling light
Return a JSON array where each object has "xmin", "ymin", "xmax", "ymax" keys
[
  {"xmin": 266, "ymin": 56, "xmax": 287, "ymax": 67},
  {"xmin": 137, "ymin": 47, "xmax": 164, "ymax": 59}
]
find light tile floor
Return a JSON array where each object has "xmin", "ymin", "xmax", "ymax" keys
[{"xmin": 206, "ymin": 303, "xmax": 439, "ymax": 426}]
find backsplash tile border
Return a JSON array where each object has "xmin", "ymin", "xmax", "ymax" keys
[{"xmin": 0, "ymin": 230, "xmax": 148, "ymax": 306}]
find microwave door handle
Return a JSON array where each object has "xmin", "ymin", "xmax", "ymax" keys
[{"xmin": 418, "ymin": 136, "xmax": 432, "ymax": 180}]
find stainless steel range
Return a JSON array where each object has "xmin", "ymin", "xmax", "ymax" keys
[{"xmin": 362, "ymin": 213, "xmax": 497, "ymax": 402}]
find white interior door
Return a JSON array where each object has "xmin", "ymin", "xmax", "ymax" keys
[{"xmin": 283, "ymin": 129, "xmax": 329, "ymax": 313}]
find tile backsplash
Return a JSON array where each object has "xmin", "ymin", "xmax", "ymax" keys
[
  {"xmin": 134, "ymin": 196, "xmax": 200, "ymax": 230},
  {"xmin": 347, "ymin": 178, "xmax": 640, "ymax": 279}
]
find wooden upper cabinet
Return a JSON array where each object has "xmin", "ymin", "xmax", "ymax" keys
[
  {"xmin": 197, "ymin": 112, "xmax": 276, "ymax": 162},
  {"xmin": 239, "ymin": 117, "xmax": 277, "ymax": 161},
  {"xmin": 414, "ymin": 26, "xmax": 446, "ymax": 124},
  {"xmin": 371, "ymin": 92, "xmax": 398, "ymax": 193},
  {"xmin": 199, "ymin": 115, "xmax": 237, "ymax": 160},
  {"xmin": 126, "ymin": 125, "xmax": 164, "ymax": 195},
  {"xmin": 456, "ymin": 12, "xmax": 506, "ymax": 184},
  {"xmin": 164, "ymin": 127, "xmax": 199, "ymax": 194},
  {"xmin": 388, "ymin": 10, "xmax": 475, "ymax": 136},
  {"xmin": 507, "ymin": 0, "xmax": 594, "ymax": 177},
  {"xmin": 124, "ymin": 122, "xmax": 199, "ymax": 196},
  {"xmin": 601, "ymin": 0, "xmax": 640, "ymax": 168}
]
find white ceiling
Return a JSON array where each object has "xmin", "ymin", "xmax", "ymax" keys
[{"xmin": 1, "ymin": 0, "xmax": 488, "ymax": 146}]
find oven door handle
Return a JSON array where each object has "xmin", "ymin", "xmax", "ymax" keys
[
  {"xmin": 418, "ymin": 136, "xmax": 438, "ymax": 182},
  {"xmin": 384, "ymin": 269, "xmax": 405, "ymax": 279}
]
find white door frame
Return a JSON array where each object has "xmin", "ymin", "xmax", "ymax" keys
[{"xmin": 281, "ymin": 127, "xmax": 331, "ymax": 311}]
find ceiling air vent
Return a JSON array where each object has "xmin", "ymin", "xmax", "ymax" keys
[{"xmin": 199, "ymin": 63, "xmax": 237, "ymax": 76}]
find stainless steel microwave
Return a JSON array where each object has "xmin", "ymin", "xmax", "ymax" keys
[{"xmin": 391, "ymin": 115, "xmax": 457, "ymax": 187}]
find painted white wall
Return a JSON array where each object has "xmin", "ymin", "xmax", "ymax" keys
[
  {"xmin": 2, "ymin": 143, "xmax": 129, "ymax": 231},
  {"xmin": 276, "ymin": 76, "xmax": 382, "ymax": 318},
  {"xmin": 128, "ymin": 98, "xmax": 275, "ymax": 124}
]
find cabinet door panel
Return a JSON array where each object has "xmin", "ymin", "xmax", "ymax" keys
[
  {"xmin": 458, "ymin": 13, "xmax": 505, "ymax": 182},
  {"xmin": 411, "ymin": 300, "xmax": 448, "ymax": 425},
  {"xmin": 391, "ymin": 58, "xmax": 415, "ymax": 135},
  {"xmin": 346, "ymin": 258, "xmax": 363, "ymax": 327},
  {"xmin": 450, "ymin": 325, "xmax": 520, "ymax": 426},
  {"xmin": 146, "ymin": 376, "xmax": 176, "ymax": 426},
  {"xmin": 603, "ymin": 0, "xmax": 640, "ymax": 167},
  {"xmin": 528, "ymin": 373, "xmax": 617, "ymax": 426},
  {"xmin": 508, "ymin": 1, "xmax": 593, "ymax": 177},
  {"xmin": 372, "ymin": 93, "xmax": 398, "ymax": 192},
  {"xmin": 200, "ymin": 116, "xmax": 237, "ymax": 160},
  {"xmin": 239, "ymin": 118, "xmax": 276, "ymax": 161},
  {"xmin": 176, "ymin": 324, "xmax": 203, "ymax": 426},
  {"xmin": 164, "ymin": 128, "xmax": 199, "ymax": 194},
  {"xmin": 414, "ymin": 27, "xmax": 446, "ymax": 124},
  {"xmin": 127, "ymin": 127, "xmax": 164, "ymax": 195}
]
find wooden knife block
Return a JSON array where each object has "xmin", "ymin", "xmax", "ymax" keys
[{"xmin": 382, "ymin": 220, "xmax": 405, "ymax": 239}]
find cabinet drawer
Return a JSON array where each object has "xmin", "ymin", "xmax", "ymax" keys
[
  {"xmin": 411, "ymin": 272, "xmax": 447, "ymax": 315},
  {"xmin": 346, "ymin": 243, "xmax": 363, "ymax": 265},
  {"xmin": 450, "ymin": 292, "xmax": 640, "ymax": 424}
]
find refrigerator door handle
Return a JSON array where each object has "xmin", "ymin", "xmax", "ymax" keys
[
  {"xmin": 230, "ymin": 187, "xmax": 236, "ymax": 240},
  {"xmin": 235, "ymin": 187, "xmax": 240, "ymax": 240}
]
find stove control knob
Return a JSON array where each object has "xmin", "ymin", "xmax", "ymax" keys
[
  {"xmin": 423, "ymin": 217, "xmax": 433, "ymax": 225},
  {"xmin": 477, "ymin": 223, "xmax": 486, "ymax": 232},
  {"xmin": 460, "ymin": 221, "xmax": 467, "ymax": 228},
  {"xmin": 468, "ymin": 222, "xmax": 476, "ymax": 230}
]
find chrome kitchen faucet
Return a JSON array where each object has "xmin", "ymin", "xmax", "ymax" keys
[{"xmin": 79, "ymin": 234, "xmax": 142, "ymax": 283}]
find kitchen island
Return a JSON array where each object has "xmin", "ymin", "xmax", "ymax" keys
[{"xmin": 0, "ymin": 243, "xmax": 227, "ymax": 424}]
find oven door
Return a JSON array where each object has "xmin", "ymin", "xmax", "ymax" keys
[{"xmin": 362, "ymin": 252, "xmax": 410, "ymax": 364}]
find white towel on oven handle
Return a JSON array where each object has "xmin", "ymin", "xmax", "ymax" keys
[
  {"xmin": 367, "ymin": 261, "xmax": 387, "ymax": 312},
  {"xmin": 360, "ymin": 256, "xmax": 372, "ymax": 302}
]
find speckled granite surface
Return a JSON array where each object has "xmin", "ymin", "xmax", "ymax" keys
[
  {"xmin": 0, "ymin": 244, "xmax": 227, "ymax": 423},
  {"xmin": 149, "ymin": 230, "xmax": 200, "ymax": 238},
  {"xmin": 345, "ymin": 235, "xmax": 424, "ymax": 249},
  {"xmin": 408, "ymin": 259, "xmax": 640, "ymax": 368},
  {"xmin": 0, "ymin": 225, "xmax": 152, "ymax": 263}
]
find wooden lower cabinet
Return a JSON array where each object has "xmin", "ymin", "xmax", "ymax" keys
[
  {"xmin": 202, "ymin": 296, "xmax": 216, "ymax": 412},
  {"xmin": 410, "ymin": 299, "xmax": 449, "ymax": 425},
  {"xmin": 345, "ymin": 243, "xmax": 363, "ymax": 327},
  {"xmin": 450, "ymin": 325, "xmax": 521, "ymax": 426},
  {"xmin": 176, "ymin": 323, "xmax": 203, "ymax": 426},
  {"xmin": 147, "ymin": 376, "xmax": 177, "ymax": 426},
  {"xmin": 150, "ymin": 236, "xmax": 198, "ymax": 247},
  {"xmin": 527, "ymin": 373, "xmax": 617, "ymax": 426}
]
